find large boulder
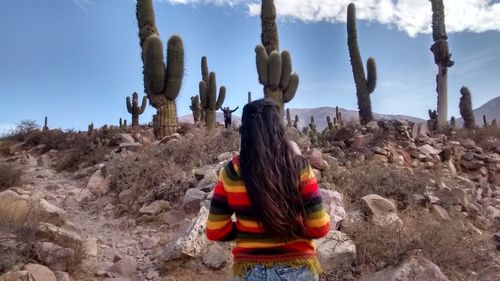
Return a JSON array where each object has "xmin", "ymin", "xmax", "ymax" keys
[
  {"xmin": 36, "ymin": 222, "xmax": 83, "ymax": 248},
  {"xmin": 320, "ymin": 189, "xmax": 346, "ymax": 229},
  {"xmin": 361, "ymin": 194, "xmax": 400, "ymax": 226},
  {"xmin": 305, "ymin": 148, "xmax": 328, "ymax": 171},
  {"xmin": 316, "ymin": 230, "xmax": 356, "ymax": 272},
  {"xmin": 182, "ymin": 189, "xmax": 207, "ymax": 212},
  {"xmin": 361, "ymin": 256, "xmax": 450, "ymax": 281},
  {"xmin": 202, "ymin": 243, "xmax": 229, "ymax": 269},
  {"xmin": 86, "ymin": 170, "xmax": 110, "ymax": 195},
  {"xmin": 34, "ymin": 242, "xmax": 75, "ymax": 272},
  {"xmin": 23, "ymin": 264, "xmax": 57, "ymax": 281},
  {"xmin": 36, "ymin": 199, "xmax": 66, "ymax": 226}
]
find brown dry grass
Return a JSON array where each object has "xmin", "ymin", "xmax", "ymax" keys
[{"xmin": 0, "ymin": 164, "xmax": 22, "ymax": 192}]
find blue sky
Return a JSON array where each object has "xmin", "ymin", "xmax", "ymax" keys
[{"xmin": 1, "ymin": 0, "xmax": 499, "ymax": 132}]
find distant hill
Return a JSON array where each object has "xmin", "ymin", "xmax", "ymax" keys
[
  {"xmin": 457, "ymin": 96, "xmax": 500, "ymax": 126},
  {"xmin": 179, "ymin": 107, "xmax": 424, "ymax": 131}
]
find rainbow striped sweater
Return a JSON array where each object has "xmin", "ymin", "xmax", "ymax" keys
[{"xmin": 205, "ymin": 156, "xmax": 331, "ymax": 276}]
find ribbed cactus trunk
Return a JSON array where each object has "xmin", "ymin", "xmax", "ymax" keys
[
  {"xmin": 430, "ymin": 0, "xmax": 454, "ymax": 130},
  {"xmin": 256, "ymin": 0, "xmax": 299, "ymax": 115},
  {"xmin": 347, "ymin": 3, "xmax": 377, "ymax": 125},
  {"xmin": 286, "ymin": 108, "xmax": 292, "ymax": 127},
  {"xmin": 157, "ymin": 101, "xmax": 178, "ymax": 136},
  {"xmin": 43, "ymin": 116, "xmax": 49, "ymax": 131}
]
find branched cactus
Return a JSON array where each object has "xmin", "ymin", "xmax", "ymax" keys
[
  {"xmin": 327, "ymin": 116, "xmax": 334, "ymax": 130},
  {"xmin": 293, "ymin": 115, "xmax": 299, "ymax": 129},
  {"xmin": 248, "ymin": 91, "xmax": 252, "ymax": 104},
  {"xmin": 286, "ymin": 108, "xmax": 292, "ymax": 127},
  {"xmin": 428, "ymin": 109, "xmax": 438, "ymax": 131},
  {"xmin": 43, "ymin": 116, "xmax": 49, "ymax": 131},
  {"xmin": 335, "ymin": 106, "xmax": 344, "ymax": 127},
  {"xmin": 459, "ymin": 87, "xmax": 475, "ymax": 129},
  {"xmin": 199, "ymin": 56, "xmax": 226, "ymax": 130},
  {"xmin": 190, "ymin": 95, "xmax": 202, "ymax": 125},
  {"xmin": 137, "ymin": 0, "xmax": 184, "ymax": 138},
  {"xmin": 347, "ymin": 3, "xmax": 377, "ymax": 125},
  {"xmin": 126, "ymin": 92, "xmax": 147, "ymax": 127},
  {"xmin": 308, "ymin": 116, "xmax": 318, "ymax": 145},
  {"xmin": 309, "ymin": 116, "xmax": 317, "ymax": 132},
  {"xmin": 256, "ymin": 0, "xmax": 299, "ymax": 114},
  {"xmin": 430, "ymin": 0, "xmax": 454, "ymax": 129}
]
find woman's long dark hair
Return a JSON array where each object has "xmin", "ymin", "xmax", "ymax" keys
[{"xmin": 239, "ymin": 99, "xmax": 307, "ymax": 238}]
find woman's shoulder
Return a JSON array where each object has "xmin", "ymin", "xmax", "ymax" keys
[{"xmin": 221, "ymin": 155, "xmax": 241, "ymax": 179}]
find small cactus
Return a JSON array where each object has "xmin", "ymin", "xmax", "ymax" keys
[
  {"xmin": 190, "ymin": 95, "xmax": 202, "ymax": 125},
  {"xmin": 88, "ymin": 123, "xmax": 94, "ymax": 135},
  {"xmin": 335, "ymin": 106, "xmax": 344, "ymax": 127},
  {"xmin": 126, "ymin": 92, "xmax": 147, "ymax": 127},
  {"xmin": 492, "ymin": 119, "xmax": 498, "ymax": 128},
  {"xmin": 450, "ymin": 116, "xmax": 456, "ymax": 129},
  {"xmin": 124, "ymin": 119, "xmax": 128, "ymax": 128},
  {"xmin": 327, "ymin": 116, "xmax": 334, "ymax": 130},
  {"xmin": 199, "ymin": 57, "xmax": 226, "ymax": 130},
  {"xmin": 459, "ymin": 87, "xmax": 475, "ymax": 129},
  {"xmin": 286, "ymin": 108, "xmax": 292, "ymax": 127},
  {"xmin": 119, "ymin": 118, "xmax": 123, "ymax": 128},
  {"xmin": 428, "ymin": 109, "xmax": 438, "ymax": 131},
  {"xmin": 347, "ymin": 3, "xmax": 377, "ymax": 125},
  {"xmin": 309, "ymin": 116, "xmax": 317, "ymax": 132},
  {"xmin": 43, "ymin": 116, "xmax": 49, "ymax": 131},
  {"xmin": 248, "ymin": 91, "xmax": 252, "ymax": 104},
  {"xmin": 293, "ymin": 115, "xmax": 299, "ymax": 129},
  {"xmin": 483, "ymin": 115, "xmax": 488, "ymax": 128}
]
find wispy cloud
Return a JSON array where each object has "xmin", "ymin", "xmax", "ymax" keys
[
  {"xmin": 160, "ymin": 0, "xmax": 500, "ymax": 37},
  {"xmin": 73, "ymin": 0, "xmax": 94, "ymax": 12}
]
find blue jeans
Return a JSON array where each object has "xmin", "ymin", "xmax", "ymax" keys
[{"xmin": 232, "ymin": 264, "xmax": 319, "ymax": 281}]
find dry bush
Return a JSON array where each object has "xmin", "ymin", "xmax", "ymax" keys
[
  {"xmin": 0, "ymin": 140, "xmax": 18, "ymax": 156},
  {"xmin": 1, "ymin": 120, "xmax": 39, "ymax": 142},
  {"xmin": 450, "ymin": 127, "xmax": 500, "ymax": 151},
  {"xmin": 340, "ymin": 208, "xmax": 493, "ymax": 280},
  {"xmin": 108, "ymin": 129, "xmax": 240, "ymax": 213},
  {"xmin": 0, "ymin": 164, "xmax": 22, "ymax": 192},
  {"xmin": 329, "ymin": 161, "xmax": 433, "ymax": 209}
]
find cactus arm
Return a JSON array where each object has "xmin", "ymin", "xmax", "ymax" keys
[
  {"xmin": 256, "ymin": 45, "xmax": 269, "ymax": 85},
  {"xmin": 144, "ymin": 35, "xmax": 166, "ymax": 95},
  {"xmin": 126, "ymin": 96, "xmax": 133, "ymax": 113},
  {"xmin": 164, "ymin": 35, "xmax": 184, "ymax": 100},
  {"xmin": 366, "ymin": 58, "xmax": 377, "ymax": 94},
  {"xmin": 140, "ymin": 96, "xmax": 148, "ymax": 114},
  {"xmin": 268, "ymin": 51, "xmax": 282, "ymax": 89},
  {"xmin": 280, "ymin": 51, "xmax": 292, "ymax": 90},
  {"xmin": 201, "ymin": 56, "xmax": 209, "ymax": 83},
  {"xmin": 208, "ymin": 72, "xmax": 217, "ymax": 109},
  {"xmin": 199, "ymin": 81, "xmax": 208, "ymax": 108},
  {"xmin": 283, "ymin": 74, "xmax": 299, "ymax": 103},
  {"xmin": 216, "ymin": 86, "xmax": 226, "ymax": 110}
]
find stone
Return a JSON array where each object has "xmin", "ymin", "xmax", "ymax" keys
[
  {"xmin": 139, "ymin": 200, "xmax": 170, "ymax": 216},
  {"xmin": 23, "ymin": 264, "xmax": 57, "ymax": 281},
  {"xmin": 86, "ymin": 170, "xmax": 110, "ymax": 195},
  {"xmin": 320, "ymin": 189, "xmax": 346, "ymax": 229},
  {"xmin": 0, "ymin": 189, "xmax": 20, "ymax": 200},
  {"xmin": 289, "ymin": 140, "xmax": 302, "ymax": 155},
  {"xmin": 361, "ymin": 256, "xmax": 450, "ymax": 281},
  {"xmin": 162, "ymin": 210, "xmax": 186, "ymax": 229},
  {"xmin": 37, "ymin": 154, "xmax": 52, "ymax": 168},
  {"xmin": 461, "ymin": 159, "xmax": 485, "ymax": 170},
  {"xmin": 196, "ymin": 173, "xmax": 218, "ymax": 192},
  {"xmin": 36, "ymin": 199, "xmax": 66, "ymax": 226},
  {"xmin": 366, "ymin": 121, "xmax": 379, "ymax": 131},
  {"xmin": 118, "ymin": 143, "xmax": 142, "ymax": 152},
  {"xmin": 202, "ymin": 243, "xmax": 229, "ymax": 269},
  {"xmin": 141, "ymin": 237, "xmax": 159, "ymax": 250},
  {"xmin": 194, "ymin": 167, "xmax": 216, "ymax": 181},
  {"xmin": 53, "ymin": 271, "xmax": 71, "ymax": 281},
  {"xmin": 373, "ymin": 154, "xmax": 389, "ymax": 163},
  {"xmin": 306, "ymin": 148, "xmax": 327, "ymax": 171},
  {"xmin": 361, "ymin": 194, "xmax": 400, "ymax": 226},
  {"xmin": 0, "ymin": 271, "xmax": 34, "ymax": 281},
  {"xmin": 105, "ymin": 255, "xmax": 137, "ymax": 279},
  {"xmin": 36, "ymin": 222, "xmax": 83, "ymax": 248},
  {"xmin": 412, "ymin": 123, "xmax": 429, "ymax": 139},
  {"xmin": 159, "ymin": 133, "xmax": 181, "ymax": 144},
  {"xmin": 116, "ymin": 133, "xmax": 135, "ymax": 144},
  {"xmin": 485, "ymin": 206, "xmax": 500, "ymax": 221},
  {"xmin": 83, "ymin": 238, "xmax": 98, "ymax": 257},
  {"xmin": 372, "ymin": 147, "xmax": 387, "ymax": 155},
  {"xmin": 431, "ymin": 205, "xmax": 451, "ymax": 221},
  {"xmin": 316, "ymin": 230, "xmax": 356, "ymax": 272},
  {"xmin": 34, "ymin": 242, "xmax": 75, "ymax": 271},
  {"xmin": 418, "ymin": 144, "xmax": 440, "ymax": 156},
  {"xmin": 182, "ymin": 189, "xmax": 207, "ymax": 212},
  {"xmin": 118, "ymin": 189, "xmax": 134, "ymax": 205},
  {"xmin": 8, "ymin": 141, "xmax": 25, "ymax": 155}
]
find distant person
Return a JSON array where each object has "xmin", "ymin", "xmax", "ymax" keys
[
  {"xmin": 221, "ymin": 106, "xmax": 239, "ymax": 128},
  {"xmin": 206, "ymin": 99, "xmax": 331, "ymax": 281}
]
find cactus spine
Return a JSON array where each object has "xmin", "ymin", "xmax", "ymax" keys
[
  {"xmin": 286, "ymin": 108, "xmax": 292, "ymax": 127},
  {"xmin": 293, "ymin": 115, "xmax": 299, "ymax": 129},
  {"xmin": 430, "ymin": 0, "xmax": 454, "ymax": 130},
  {"xmin": 43, "ymin": 116, "xmax": 49, "ymax": 131},
  {"xmin": 190, "ymin": 95, "xmax": 202, "ymax": 125},
  {"xmin": 137, "ymin": 0, "xmax": 184, "ymax": 139},
  {"xmin": 199, "ymin": 57, "xmax": 226, "ymax": 130},
  {"xmin": 459, "ymin": 87, "xmax": 475, "ymax": 129},
  {"xmin": 347, "ymin": 3, "xmax": 377, "ymax": 125},
  {"xmin": 126, "ymin": 92, "xmax": 147, "ymax": 127},
  {"xmin": 256, "ymin": 0, "xmax": 299, "ymax": 114}
]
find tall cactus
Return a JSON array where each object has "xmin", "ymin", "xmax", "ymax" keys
[
  {"xmin": 483, "ymin": 115, "xmax": 489, "ymax": 128},
  {"xmin": 256, "ymin": 0, "xmax": 299, "ymax": 114},
  {"xmin": 126, "ymin": 92, "xmax": 147, "ymax": 127},
  {"xmin": 286, "ymin": 108, "xmax": 292, "ymax": 127},
  {"xmin": 190, "ymin": 95, "xmax": 202, "ymax": 125},
  {"xmin": 199, "ymin": 57, "xmax": 226, "ymax": 130},
  {"xmin": 335, "ymin": 106, "xmax": 344, "ymax": 127},
  {"xmin": 137, "ymin": 0, "xmax": 184, "ymax": 138},
  {"xmin": 248, "ymin": 91, "xmax": 252, "ymax": 104},
  {"xmin": 450, "ymin": 116, "xmax": 456, "ymax": 129},
  {"xmin": 347, "ymin": 3, "xmax": 377, "ymax": 125},
  {"xmin": 43, "ymin": 116, "xmax": 49, "ymax": 131},
  {"xmin": 430, "ymin": 0, "xmax": 454, "ymax": 129},
  {"xmin": 327, "ymin": 116, "xmax": 334, "ymax": 130},
  {"xmin": 119, "ymin": 118, "xmax": 123, "ymax": 128},
  {"xmin": 88, "ymin": 123, "xmax": 94, "ymax": 135},
  {"xmin": 459, "ymin": 87, "xmax": 475, "ymax": 129},
  {"xmin": 293, "ymin": 115, "xmax": 299, "ymax": 129}
]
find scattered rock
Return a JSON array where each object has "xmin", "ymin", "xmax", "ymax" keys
[
  {"xmin": 316, "ymin": 230, "xmax": 356, "ymax": 272},
  {"xmin": 361, "ymin": 194, "xmax": 400, "ymax": 226},
  {"xmin": 86, "ymin": 170, "xmax": 110, "ymax": 195},
  {"xmin": 36, "ymin": 199, "xmax": 66, "ymax": 226},
  {"xmin": 162, "ymin": 210, "xmax": 186, "ymax": 229},
  {"xmin": 361, "ymin": 256, "xmax": 450, "ymax": 281},
  {"xmin": 289, "ymin": 140, "xmax": 302, "ymax": 155},
  {"xmin": 83, "ymin": 238, "xmax": 98, "ymax": 257},
  {"xmin": 116, "ymin": 133, "xmax": 135, "ymax": 144},
  {"xmin": 182, "ymin": 189, "xmax": 207, "ymax": 212},
  {"xmin": 320, "ymin": 189, "xmax": 346, "ymax": 229},
  {"xmin": 34, "ymin": 242, "xmax": 75, "ymax": 272},
  {"xmin": 0, "ymin": 271, "xmax": 34, "ymax": 281},
  {"xmin": 105, "ymin": 255, "xmax": 138, "ymax": 280},
  {"xmin": 431, "ymin": 205, "xmax": 451, "ymax": 221},
  {"xmin": 139, "ymin": 200, "xmax": 170, "ymax": 216},
  {"xmin": 202, "ymin": 243, "xmax": 229, "ymax": 269},
  {"xmin": 306, "ymin": 148, "xmax": 328, "ymax": 171},
  {"xmin": 36, "ymin": 222, "xmax": 83, "ymax": 248}
]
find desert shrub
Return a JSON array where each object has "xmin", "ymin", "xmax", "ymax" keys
[
  {"xmin": 451, "ymin": 127, "xmax": 500, "ymax": 151},
  {"xmin": 1, "ymin": 120, "xmax": 39, "ymax": 142},
  {"xmin": 341, "ymin": 208, "xmax": 493, "ymax": 280},
  {"xmin": 0, "ymin": 164, "xmax": 22, "ymax": 191},
  {"xmin": 329, "ymin": 161, "xmax": 434, "ymax": 209},
  {"xmin": 107, "ymin": 129, "xmax": 240, "ymax": 213}
]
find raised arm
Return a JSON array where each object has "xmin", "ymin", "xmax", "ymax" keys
[
  {"xmin": 230, "ymin": 106, "xmax": 239, "ymax": 113},
  {"xmin": 206, "ymin": 168, "xmax": 237, "ymax": 241},
  {"xmin": 300, "ymin": 164, "xmax": 331, "ymax": 238}
]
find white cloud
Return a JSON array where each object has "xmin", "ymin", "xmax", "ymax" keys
[
  {"xmin": 162, "ymin": 0, "xmax": 500, "ymax": 37},
  {"xmin": 73, "ymin": 0, "xmax": 94, "ymax": 12}
]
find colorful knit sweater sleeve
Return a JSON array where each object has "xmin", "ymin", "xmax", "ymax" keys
[
  {"xmin": 300, "ymin": 164, "xmax": 331, "ymax": 239},
  {"xmin": 206, "ymin": 170, "xmax": 237, "ymax": 241}
]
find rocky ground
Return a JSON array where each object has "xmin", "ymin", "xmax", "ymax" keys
[{"xmin": 1, "ymin": 121, "xmax": 500, "ymax": 281}]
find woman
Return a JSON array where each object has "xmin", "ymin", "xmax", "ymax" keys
[{"xmin": 206, "ymin": 99, "xmax": 331, "ymax": 281}]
